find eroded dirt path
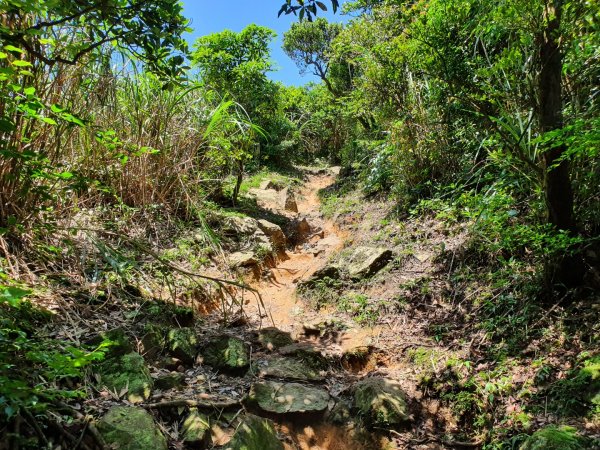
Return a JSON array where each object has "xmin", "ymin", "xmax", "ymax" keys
[{"xmin": 247, "ymin": 172, "xmax": 381, "ymax": 352}]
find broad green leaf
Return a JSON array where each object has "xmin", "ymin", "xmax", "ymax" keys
[
  {"xmin": 11, "ymin": 60, "xmax": 32, "ymax": 67},
  {"xmin": 0, "ymin": 285, "xmax": 32, "ymax": 307},
  {"xmin": 0, "ymin": 118, "xmax": 16, "ymax": 132},
  {"xmin": 3, "ymin": 45, "xmax": 25, "ymax": 53},
  {"xmin": 42, "ymin": 117, "xmax": 57, "ymax": 125}
]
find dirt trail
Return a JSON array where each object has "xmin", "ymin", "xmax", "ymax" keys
[
  {"xmin": 247, "ymin": 172, "xmax": 381, "ymax": 351},
  {"xmin": 245, "ymin": 171, "xmax": 385, "ymax": 450}
]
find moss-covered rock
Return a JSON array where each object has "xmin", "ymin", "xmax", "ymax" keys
[
  {"xmin": 201, "ymin": 335, "xmax": 250, "ymax": 373},
  {"xmin": 257, "ymin": 327, "xmax": 294, "ymax": 351},
  {"xmin": 98, "ymin": 406, "xmax": 167, "ymax": 450},
  {"xmin": 181, "ymin": 408, "xmax": 210, "ymax": 445},
  {"xmin": 247, "ymin": 381, "xmax": 330, "ymax": 414},
  {"xmin": 154, "ymin": 372, "xmax": 186, "ymax": 391},
  {"xmin": 520, "ymin": 426, "xmax": 587, "ymax": 450},
  {"xmin": 353, "ymin": 377, "xmax": 409, "ymax": 428},
  {"xmin": 225, "ymin": 414, "xmax": 283, "ymax": 450},
  {"xmin": 140, "ymin": 324, "xmax": 167, "ymax": 360},
  {"xmin": 166, "ymin": 327, "xmax": 197, "ymax": 364},
  {"xmin": 96, "ymin": 352, "xmax": 153, "ymax": 403}
]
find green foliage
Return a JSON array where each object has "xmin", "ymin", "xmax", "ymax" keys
[
  {"xmin": 0, "ymin": 0, "xmax": 190, "ymax": 77},
  {"xmin": 298, "ymin": 276, "xmax": 343, "ymax": 310},
  {"xmin": 0, "ymin": 296, "xmax": 107, "ymax": 419},
  {"xmin": 539, "ymin": 355, "xmax": 600, "ymax": 418},
  {"xmin": 283, "ymin": 18, "xmax": 343, "ymax": 92},
  {"xmin": 279, "ymin": 0, "xmax": 339, "ymax": 21},
  {"xmin": 520, "ymin": 426, "xmax": 587, "ymax": 450},
  {"xmin": 338, "ymin": 292, "xmax": 379, "ymax": 325}
]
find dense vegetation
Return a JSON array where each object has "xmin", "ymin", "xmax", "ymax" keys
[{"xmin": 0, "ymin": 0, "xmax": 598, "ymax": 448}]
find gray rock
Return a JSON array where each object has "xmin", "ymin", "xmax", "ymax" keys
[
  {"xmin": 225, "ymin": 414, "xmax": 283, "ymax": 450},
  {"xmin": 247, "ymin": 188, "xmax": 281, "ymax": 211},
  {"xmin": 248, "ymin": 381, "xmax": 330, "ymax": 414},
  {"xmin": 98, "ymin": 406, "xmax": 167, "ymax": 450},
  {"xmin": 229, "ymin": 251, "xmax": 258, "ymax": 268},
  {"xmin": 181, "ymin": 409, "xmax": 211, "ymax": 445},
  {"xmin": 353, "ymin": 377, "xmax": 409, "ymax": 428},
  {"xmin": 201, "ymin": 335, "xmax": 250, "ymax": 373},
  {"xmin": 96, "ymin": 352, "xmax": 153, "ymax": 403},
  {"xmin": 257, "ymin": 220, "xmax": 287, "ymax": 250},
  {"xmin": 255, "ymin": 356, "xmax": 325, "ymax": 381},
  {"xmin": 346, "ymin": 246, "xmax": 393, "ymax": 278},
  {"xmin": 225, "ymin": 215, "xmax": 260, "ymax": 235}
]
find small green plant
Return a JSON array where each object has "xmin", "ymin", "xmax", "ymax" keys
[
  {"xmin": 0, "ymin": 289, "xmax": 108, "ymax": 419},
  {"xmin": 297, "ymin": 276, "xmax": 343, "ymax": 310},
  {"xmin": 338, "ymin": 292, "xmax": 379, "ymax": 325}
]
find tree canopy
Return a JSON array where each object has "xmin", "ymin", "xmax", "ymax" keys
[{"xmin": 0, "ymin": 0, "xmax": 190, "ymax": 76}]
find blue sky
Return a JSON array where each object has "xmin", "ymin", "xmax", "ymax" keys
[{"xmin": 181, "ymin": 1, "xmax": 346, "ymax": 86}]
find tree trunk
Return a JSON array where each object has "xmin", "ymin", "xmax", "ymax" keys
[
  {"xmin": 538, "ymin": 0, "xmax": 583, "ymax": 287},
  {"xmin": 232, "ymin": 159, "xmax": 244, "ymax": 207}
]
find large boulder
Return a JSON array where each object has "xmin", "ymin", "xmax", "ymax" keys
[
  {"xmin": 181, "ymin": 409, "xmax": 211, "ymax": 446},
  {"xmin": 225, "ymin": 414, "xmax": 283, "ymax": 450},
  {"xmin": 201, "ymin": 335, "xmax": 250, "ymax": 373},
  {"xmin": 96, "ymin": 352, "xmax": 153, "ymax": 403},
  {"xmin": 345, "ymin": 247, "xmax": 393, "ymax": 279},
  {"xmin": 520, "ymin": 426, "xmax": 587, "ymax": 450},
  {"xmin": 247, "ymin": 381, "xmax": 330, "ymax": 414},
  {"xmin": 98, "ymin": 406, "xmax": 167, "ymax": 450},
  {"xmin": 353, "ymin": 377, "xmax": 409, "ymax": 428},
  {"xmin": 257, "ymin": 220, "xmax": 287, "ymax": 250},
  {"xmin": 255, "ymin": 356, "xmax": 325, "ymax": 381}
]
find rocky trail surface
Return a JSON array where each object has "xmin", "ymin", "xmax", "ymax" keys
[{"xmin": 68, "ymin": 168, "xmax": 492, "ymax": 450}]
